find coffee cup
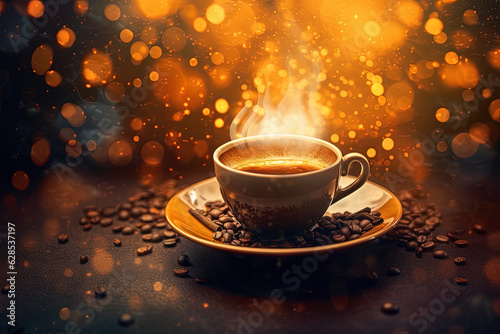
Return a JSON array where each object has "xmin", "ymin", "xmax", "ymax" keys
[{"xmin": 213, "ymin": 134, "xmax": 370, "ymax": 240}]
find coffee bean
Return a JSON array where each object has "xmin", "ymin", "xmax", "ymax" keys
[
  {"xmin": 365, "ymin": 271, "xmax": 379, "ymax": 282},
  {"xmin": 415, "ymin": 247, "xmax": 423, "ymax": 258},
  {"xmin": 118, "ymin": 313, "xmax": 134, "ymax": 326},
  {"xmin": 142, "ymin": 233, "xmax": 152, "ymax": 241},
  {"xmin": 112, "ymin": 238, "xmax": 121, "ymax": 246},
  {"xmin": 120, "ymin": 203, "xmax": 132, "ymax": 210},
  {"xmin": 455, "ymin": 277, "xmax": 468, "ymax": 285},
  {"xmin": 58, "ymin": 234, "xmax": 68, "ymax": 244},
  {"xmin": 223, "ymin": 232, "xmax": 233, "ymax": 243},
  {"xmin": 100, "ymin": 217, "xmax": 113, "ymax": 226},
  {"xmin": 94, "ymin": 286, "xmax": 107, "ymax": 298},
  {"xmin": 387, "ymin": 267, "xmax": 400, "ymax": 276},
  {"xmin": 137, "ymin": 245, "xmax": 153, "ymax": 256},
  {"xmin": 89, "ymin": 217, "xmax": 100, "ymax": 225},
  {"xmin": 416, "ymin": 235, "xmax": 427, "ymax": 243},
  {"xmin": 130, "ymin": 207, "xmax": 145, "ymax": 217},
  {"xmin": 455, "ymin": 239, "xmax": 468, "ymax": 247},
  {"xmin": 447, "ymin": 232, "xmax": 460, "ymax": 240},
  {"xmin": 406, "ymin": 241, "xmax": 418, "ymax": 251},
  {"xmin": 163, "ymin": 230, "xmax": 176, "ymax": 239},
  {"xmin": 195, "ymin": 277, "xmax": 209, "ymax": 284},
  {"xmin": 150, "ymin": 233, "xmax": 163, "ymax": 242},
  {"xmin": 177, "ymin": 254, "xmax": 190, "ymax": 266},
  {"xmin": 473, "ymin": 224, "xmax": 487, "ymax": 234},
  {"xmin": 122, "ymin": 226, "xmax": 134, "ymax": 235},
  {"xmin": 79, "ymin": 217, "xmax": 89, "ymax": 225},
  {"xmin": 433, "ymin": 250, "xmax": 448, "ymax": 259},
  {"xmin": 421, "ymin": 241, "xmax": 435, "ymax": 250},
  {"xmin": 102, "ymin": 207, "xmax": 117, "ymax": 217},
  {"xmin": 155, "ymin": 222, "xmax": 168, "ymax": 229},
  {"xmin": 209, "ymin": 209, "xmax": 223, "ymax": 219},
  {"xmin": 118, "ymin": 210, "xmax": 131, "ymax": 220},
  {"xmin": 80, "ymin": 255, "xmax": 88, "ymax": 264},
  {"xmin": 163, "ymin": 239, "xmax": 177, "ymax": 247},
  {"xmin": 381, "ymin": 302, "xmax": 399, "ymax": 315},
  {"xmin": 140, "ymin": 214, "xmax": 155, "ymax": 223},
  {"xmin": 83, "ymin": 223, "xmax": 92, "ymax": 231},
  {"xmin": 435, "ymin": 235, "xmax": 449, "ymax": 243},
  {"xmin": 454, "ymin": 257, "xmax": 466, "ymax": 265},
  {"xmin": 141, "ymin": 224, "xmax": 153, "ymax": 234},
  {"xmin": 112, "ymin": 225, "xmax": 124, "ymax": 233},
  {"xmin": 213, "ymin": 231, "xmax": 222, "ymax": 240},
  {"xmin": 86, "ymin": 210, "xmax": 100, "ymax": 219},
  {"xmin": 173, "ymin": 268, "xmax": 189, "ymax": 277}
]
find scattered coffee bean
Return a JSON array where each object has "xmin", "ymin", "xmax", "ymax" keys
[
  {"xmin": 102, "ymin": 207, "xmax": 117, "ymax": 217},
  {"xmin": 137, "ymin": 245, "xmax": 153, "ymax": 256},
  {"xmin": 455, "ymin": 239, "xmax": 468, "ymax": 247},
  {"xmin": 447, "ymin": 232, "xmax": 460, "ymax": 240},
  {"xmin": 89, "ymin": 217, "xmax": 100, "ymax": 224},
  {"xmin": 113, "ymin": 238, "xmax": 122, "ymax": 246},
  {"xmin": 406, "ymin": 241, "xmax": 418, "ymax": 251},
  {"xmin": 150, "ymin": 233, "xmax": 163, "ymax": 243},
  {"xmin": 177, "ymin": 254, "xmax": 190, "ymax": 266},
  {"xmin": 455, "ymin": 277, "xmax": 468, "ymax": 285},
  {"xmin": 155, "ymin": 222, "xmax": 168, "ymax": 229},
  {"xmin": 332, "ymin": 234, "xmax": 346, "ymax": 243},
  {"xmin": 118, "ymin": 313, "xmax": 134, "ymax": 327},
  {"xmin": 163, "ymin": 239, "xmax": 177, "ymax": 247},
  {"xmin": 415, "ymin": 247, "xmax": 423, "ymax": 258},
  {"xmin": 94, "ymin": 286, "xmax": 107, "ymax": 298},
  {"xmin": 387, "ymin": 267, "xmax": 401, "ymax": 276},
  {"xmin": 141, "ymin": 224, "xmax": 153, "ymax": 234},
  {"xmin": 86, "ymin": 210, "xmax": 100, "ymax": 219},
  {"xmin": 142, "ymin": 233, "xmax": 152, "ymax": 242},
  {"xmin": 58, "ymin": 234, "xmax": 68, "ymax": 244},
  {"xmin": 163, "ymin": 230, "xmax": 176, "ymax": 239},
  {"xmin": 118, "ymin": 210, "xmax": 131, "ymax": 220},
  {"xmin": 473, "ymin": 224, "xmax": 486, "ymax": 234},
  {"xmin": 381, "ymin": 302, "xmax": 399, "ymax": 315},
  {"xmin": 140, "ymin": 214, "xmax": 155, "ymax": 223},
  {"xmin": 83, "ymin": 223, "xmax": 92, "ymax": 231},
  {"xmin": 79, "ymin": 217, "xmax": 89, "ymax": 225},
  {"xmin": 122, "ymin": 226, "xmax": 134, "ymax": 235},
  {"xmin": 435, "ymin": 235, "xmax": 449, "ymax": 243},
  {"xmin": 365, "ymin": 271, "xmax": 379, "ymax": 283},
  {"xmin": 433, "ymin": 250, "xmax": 448, "ymax": 259},
  {"xmin": 454, "ymin": 257, "xmax": 466, "ymax": 265},
  {"xmin": 100, "ymin": 217, "xmax": 113, "ymax": 227},
  {"xmin": 112, "ymin": 225, "xmax": 124, "ymax": 233},
  {"xmin": 416, "ymin": 235, "xmax": 427, "ymax": 244},
  {"xmin": 80, "ymin": 255, "xmax": 88, "ymax": 264},
  {"xmin": 421, "ymin": 241, "xmax": 435, "ymax": 250},
  {"xmin": 195, "ymin": 277, "xmax": 209, "ymax": 284},
  {"xmin": 130, "ymin": 207, "xmax": 145, "ymax": 217},
  {"xmin": 173, "ymin": 268, "xmax": 189, "ymax": 277}
]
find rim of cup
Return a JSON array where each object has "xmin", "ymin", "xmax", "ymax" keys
[{"xmin": 213, "ymin": 134, "xmax": 343, "ymax": 178}]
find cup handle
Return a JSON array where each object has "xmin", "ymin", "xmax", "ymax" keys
[{"xmin": 332, "ymin": 153, "xmax": 370, "ymax": 203}]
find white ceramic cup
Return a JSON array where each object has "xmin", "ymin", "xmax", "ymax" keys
[{"xmin": 214, "ymin": 134, "xmax": 370, "ymax": 240}]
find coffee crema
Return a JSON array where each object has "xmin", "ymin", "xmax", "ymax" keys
[{"xmin": 234, "ymin": 159, "xmax": 326, "ymax": 175}]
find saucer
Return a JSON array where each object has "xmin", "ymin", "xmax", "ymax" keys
[{"xmin": 166, "ymin": 176, "xmax": 402, "ymax": 256}]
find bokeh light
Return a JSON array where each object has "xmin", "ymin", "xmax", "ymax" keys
[
  {"xmin": 12, "ymin": 171, "xmax": 30, "ymax": 191},
  {"xmin": 141, "ymin": 141, "xmax": 165, "ymax": 165},
  {"xmin": 108, "ymin": 140, "xmax": 133, "ymax": 167},
  {"xmin": 82, "ymin": 50, "xmax": 113, "ymax": 86}
]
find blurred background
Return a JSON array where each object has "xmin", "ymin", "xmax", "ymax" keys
[{"xmin": 0, "ymin": 0, "xmax": 499, "ymax": 208}]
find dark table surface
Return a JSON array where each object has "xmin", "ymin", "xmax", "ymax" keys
[{"xmin": 1, "ymin": 166, "xmax": 500, "ymax": 334}]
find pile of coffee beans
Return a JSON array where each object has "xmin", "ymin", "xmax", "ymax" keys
[
  {"xmin": 191, "ymin": 201, "xmax": 385, "ymax": 248},
  {"xmin": 60, "ymin": 179, "xmax": 181, "ymax": 260}
]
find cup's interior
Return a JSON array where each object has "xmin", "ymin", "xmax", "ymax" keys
[{"xmin": 219, "ymin": 136, "xmax": 338, "ymax": 171}]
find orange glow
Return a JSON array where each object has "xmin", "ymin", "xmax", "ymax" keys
[
  {"xmin": 394, "ymin": 0, "xmax": 423, "ymax": 29},
  {"xmin": 215, "ymin": 98, "xmax": 229, "ymax": 114},
  {"xmin": 149, "ymin": 71, "xmax": 159, "ymax": 81},
  {"xmin": 140, "ymin": 26, "xmax": 158, "ymax": 44},
  {"xmin": 31, "ymin": 137, "xmax": 51, "ymax": 166},
  {"xmin": 469, "ymin": 123, "xmax": 490, "ymax": 144},
  {"xmin": 211, "ymin": 52, "xmax": 224, "ymax": 65},
  {"xmin": 120, "ymin": 29, "xmax": 134, "ymax": 43},
  {"xmin": 434, "ymin": 32, "xmax": 447, "ymax": 44},
  {"xmin": 130, "ymin": 41, "xmax": 149, "ymax": 61},
  {"xmin": 108, "ymin": 140, "xmax": 133, "ymax": 167},
  {"xmin": 206, "ymin": 4, "xmax": 225, "ymax": 25},
  {"xmin": 82, "ymin": 50, "xmax": 113, "ymax": 86},
  {"xmin": 130, "ymin": 118, "xmax": 143, "ymax": 131},
  {"xmin": 149, "ymin": 46, "xmax": 162, "ymax": 59},
  {"xmin": 31, "ymin": 44, "xmax": 53, "ymax": 75},
  {"xmin": 105, "ymin": 82, "xmax": 126, "ymax": 103},
  {"xmin": 435, "ymin": 108, "xmax": 450, "ymax": 122},
  {"xmin": 104, "ymin": 4, "xmax": 121, "ymax": 21},
  {"xmin": 12, "ymin": 171, "xmax": 30, "ymax": 190},
  {"xmin": 445, "ymin": 52, "xmax": 459, "ymax": 65},
  {"xmin": 193, "ymin": 17, "xmax": 207, "ymax": 32},
  {"xmin": 135, "ymin": 0, "xmax": 184, "ymax": 19},
  {"xmin": 61, "ymin": 103, "xmax": 86, "ymax": 127},
  {"xmin": 45, "ymin": 70, "xmax": 63, "ymax": 87},
  {"xmin": 382, "ymin": 138, "xmax": 394, "ymax": 151},
  {"xmin": 73, "ymin": 0, "xmax": 88, "ymax": 15},
  {"xmin": 214, "ymin": 118, "xmax": 224, "ymax": 128},
  {"xmin": 463, "ymin": 9, "xmax": 478, "ymax": 25},
  {"xmin": 141, "ymin": 141, "xmax": 164, "ymax": 165},
  {"xmin": 424, "ymin": 18, "xmax": 443, "ymax": 35},
  {"xmin": 161, "ymin": 27, "xmax": 187, "ymax": 53},
  {"xmin": 27, "ymin": 0, "xmax": 44, "ymax": 18},
  {"xmin": 484, "ymin": 257, "xmax": 500, "ymax": 284},
  {"xmin": 489, "ymin": 99, "xmax": 500, "ymax": 123},
  {"xmin": 367, "ymin": 148, "xmax": 376, "ymax": 158},
  {"xmin": 451, "ymin": 133, "xmax": 479, "ymax": 158},
  {"xmin": 56, "ymin": 28, "xmax": 76, "ymax": 48},
  {"xmin": 487, "ymin": 49, "xmax": 500, "ymax": 70}
]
